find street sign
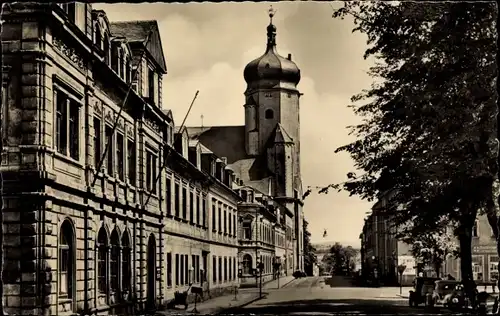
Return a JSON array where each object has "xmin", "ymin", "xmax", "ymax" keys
[{"xmin": 397, "ymin": 264, "xmax": 407, "ymax": 275}]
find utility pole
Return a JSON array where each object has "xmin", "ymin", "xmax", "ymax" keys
[{"xmin": 0, "ymin": 3, "xmax": 6, "ymax": 314}]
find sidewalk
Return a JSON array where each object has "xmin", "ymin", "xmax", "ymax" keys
[
  {"xmin": 157, "ymin": 290, "xmax": 264, "ymax": 315},
  {"xmin": 157, "ymin": 277, "xmax": 296, "ymax": 315}
]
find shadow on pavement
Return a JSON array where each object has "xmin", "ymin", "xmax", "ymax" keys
[
  {"xmin": 220, "ymin": 298, "xmax": 475, "ymax": 315},
  {"xmin": 324, "ymin": 276, "xmax": 356, "ymax": 287}
]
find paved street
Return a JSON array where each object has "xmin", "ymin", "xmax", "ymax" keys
[{"xmin": 220, "ymin": 276, "xmax": 479, "ymax": 315}]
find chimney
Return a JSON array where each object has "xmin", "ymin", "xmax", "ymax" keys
[{"xmin": 287, "ymin": 53, "xmax": 292, "ymax": 61}]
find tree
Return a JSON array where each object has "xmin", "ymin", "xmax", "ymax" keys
[
  {"xmin": 325, "ymin": 2, "xmax": 497, "ymax": 299},
  {"xmin": 403, "ymin": 226, "xmax": 458, "ymax": 277},
  {"xmin": 303, "ymin": 220, "xmax": 318, "ymax": 276},
  {"xmin": 324, "ymin": 243, "xmax": 358, "ymax": 276}
]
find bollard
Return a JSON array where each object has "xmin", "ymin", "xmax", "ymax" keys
[{"xmin": 232, "ymin": 285, "xmax": 238, "ymax": 301}]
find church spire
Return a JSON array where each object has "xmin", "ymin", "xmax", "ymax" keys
[{"xmin": 266, "ymin": 5, "xmax": 277, "ymax": 50}]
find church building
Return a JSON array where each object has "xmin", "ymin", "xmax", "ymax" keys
[{"xmin": 187, "ymin": 8, "xmax": 306, "ymax": 278}]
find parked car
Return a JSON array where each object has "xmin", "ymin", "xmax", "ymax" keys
[
  {"xmin": 429, "ymin": 280, "xmax": 461, "ymax": 307},
  {"xmin": 409, "ymin": 277, "xmax": 441, "ymax": 307}
]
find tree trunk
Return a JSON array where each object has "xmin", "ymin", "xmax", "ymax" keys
[{"xmin": 458, "ymin": 218, "xmax": 476, "ymax": 306}]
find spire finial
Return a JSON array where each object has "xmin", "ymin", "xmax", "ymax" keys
[
  {"xmin": 268, "ymin": 5, "xmax": 276, "ymax": 24},
  {"xmin": 266, "ymin": 5, "xmax": 277, "ymax": 49}
]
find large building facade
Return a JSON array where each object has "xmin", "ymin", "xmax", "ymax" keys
[{"xmin": 0, "ymin": 3, "xmax": 244, "ymax": 315}]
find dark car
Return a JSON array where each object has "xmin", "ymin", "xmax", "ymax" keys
[
  {"xmin": 430, "ymin": 280, "xmax": 461, "ymax": 307},
  {"xmin": 409, "ymin": 277, "xmax": 441, "ymax": 307}
]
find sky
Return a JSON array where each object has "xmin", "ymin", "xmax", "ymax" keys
[{"xmin": 94, "ymin": 2, "xmax": 375, "ymax": 247}]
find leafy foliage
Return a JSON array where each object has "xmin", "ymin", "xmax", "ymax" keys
[
  {"xmin": 328, "ymin": 2, "xmax": 497, "ymax": 295},
  {"xmin": 303, "ymin": 221, "xmax": 318, "ymax": 275},
  {"xmin": 323, "ymin": 243, "xmax": 358, "ymax": 275},
  {"xmin": 404, "ymin": 227, "xmax": 458, "ymax": 273}
]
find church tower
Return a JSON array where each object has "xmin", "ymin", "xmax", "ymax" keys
[
  {"xmin": 243, "ymin": 7, "xmax": 301, "ymax": 161},
  {"xmin": 242, "ymin": 7, "xmax": 305, "ymax": 271}
]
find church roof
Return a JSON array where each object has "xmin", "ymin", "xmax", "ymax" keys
[
  {"xmin": 186, "ymin": 126, "xmax": 247, "ymax": 164},
  {"xmin": 243, "ymin": 20, "xmax": 300, "ymax": 89},
  {"xmin": 271, "ymin": 123, "xmax": 294, "ymax": 143}
]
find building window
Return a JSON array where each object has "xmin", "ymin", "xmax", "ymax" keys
[
  {"xmin": 224, "ymin": 257, "xmax": 227, "ymax": 282},
  {"xmin": 166, "ymin": 179, "xmax": 172, "ymax": 216},
  {"xmin": 184, "ymin": 254, "xmax": 189, "ymax": 285},
  {"xmin": 59, "ymin": 3, "xmax": 76, "ymax": 22},
  {"xmin": 218, "ymin": 257, "xmax": 222, "ymax": 282},
  {"xmin": 242, "ymin": 254, "xmax": 252, "ymax": 275},
  {"xmin": 196, "ymin": 195, "xmax": 201, "ymax": 225},
  {"xmin": 93, "ymin": 117, "xmax": 101, "ymax": 168},
  {"xmin": 119, "ymin": 48, "xmax": 124, "ymax": 79},
  {"xmin": 127, "ymin": 140, "xmax": 136, "ymax": 185},
  {"xmin": 180, "ymin": 254, "xmax": 184, "ymax": 285},
  {"xmin": 233, "ymin": 214, "xmax": 236, "ymax": 236},
  {"xmin": 473, "ymin": 255, "xmax": 484, "ymax": 281},
  {"xmin": 243, "ymin": 222, "xmax": 252, "ymax": 240},
  {"xmin": 94, "ymin": 24, "xmax": 101, "ymax": 47},
  {"xmin": 212, "ymin": 203, "xmax": 216, "ymax": 230},
  {"xmin": 175, "ymin": 254, "xmax": 180, "ymax": 286},
  {"xmin": 59, "ymin": 220, "xmax": 74, "ymax": 300},
  {"xmin": 110, "ymin": 230, "xmax": 120, "ymax": 292},
  {"xmin": 196, "ymin": 255, "xmax": 200, "ymax": 283},
  {"xmin": 229, "ymin": 257, "xmax": 232, "ymax": 280},
  {"xmin": 167, "ymin": 253, "xmax": 172, "ymax": 287},
  {"xmin": 189, "ymin": 191, "xmax": 194, "ymax": 224},
  {"xmin": 233, "ymin": 257, "xmax": 236, "ymax": 279},
  {"xmin": 103, "ymin": 34, "xmax": 110, "ymax": 64},
  {"xmin": 122, "ymin": 232, "xmax": 131, "ymax": 292},
  {"xmin": 240, "ymin": 190, "xmax": 247, "ymax": 201},
  {"xmin": 148, "ymin": 67, "xmax": 155, "ymax": 104},
  {"xmin": 265, "ymin": 109, "xmax": 274, "ymax": 119},
  {"xmin": 223, "ymin": 208, "xmax": 227, "ymax": 234},
  {"xmin": 191, "ymin": 254, "xmax": 196, "ymax": 283},
  {"xmin": 174, "ymin": 183, "xmax": 180, "ymax": 217},
  {"xmin": 182, "ymin": 187, "xmax": 187, "ymax": 219},
  {"xmin": 490, "ymin": 256, "xmax": 499, "ymax": 282},
  {"xmin": 202, "ymin": 197, "xmax": 207, "ymax": 227},
  {"xmin": 116, "ymin": 133, "xmax": 124, "ymax": 181},
  {"xmin": 473, "ymin": 220, "xmax": 479, "ymax": 237},
  {"xmin": 55, "ymin": 89, "xmax": 79, "ymax": 160},
  {"xmin": 97, "ymin": 227, "xmax": 108, "ymax": 295},
  {"xmin": 146, "ymin": 151, "xmax": 157, "ymax": 193},
  {"xmin": 105, "ymin": 125, "xmax": 113, "ymax": 175},
  {"xmin": 228, "ymin": 211, "xmax": 232, "ymax": 236},
  {"xmin": 212, "ymin": 256, "xmax": 217, "ymax": 282},
  {"xmin": 218, "ymin": 205, "xmax": 222, "ymax": 232},
  {"xmin": 125, "ymin": 59, "xmax": 131, "ymax": 83}
]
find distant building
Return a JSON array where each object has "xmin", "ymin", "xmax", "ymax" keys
[
  {"xmin": 443, "ymin": 214, "xmax": 498, "ymax": 285},
  {"xmin": 361, "ymin": 192, "xmax": 499, "ymax": 286},
  {"xmin": 360, "ymin": 192, "xmax": 416, "ymax": 285}
]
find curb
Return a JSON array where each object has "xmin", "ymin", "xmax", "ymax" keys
[{"xmin": 214, "ymin": 293, "xmax": 269, "ymax": 315}]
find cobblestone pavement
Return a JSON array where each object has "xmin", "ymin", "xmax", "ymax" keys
[{"xmin": 221, "ymin": 276, "xmax": 493, "ymax": 315}]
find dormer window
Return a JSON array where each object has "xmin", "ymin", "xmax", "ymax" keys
[
  {"xmin": 59, "ymin": 3, "xmax": 76, "ymax": 23},
  {"xmin": 125, "ymin": 58, "xmax": 131, "ymax": 83},
  {"xmin": 94, "ymin": 25, "xmax": 102, "ymax": 48},
  {"xmin": 103, "ymin": 34, "xmax": 110, "ymax": 65},
  {"xmin": 148, "ymin": 67, "xmax": 155, "ymax": 104},
  {"xmin": 119, "ymin": 48, "xmax": 124, "ymax": 79},
  {"xmin": 248, "ymin": 191, "xmax": 254, "ymax": 203},
  {"xmin": 240, "ymin": 190, "xmax": 248, "ymax": 202}
]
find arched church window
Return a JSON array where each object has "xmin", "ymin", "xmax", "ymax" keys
[{"xmin": 265, "ymin": 109, "xmax": 274, "ymax": 119}]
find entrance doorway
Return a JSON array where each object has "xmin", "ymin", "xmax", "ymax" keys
[{"xmin": 147, "ymin": 234, "xmax": 156, "ymax": 307}]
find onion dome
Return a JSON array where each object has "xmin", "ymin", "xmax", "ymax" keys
[{"xmin": 243, "ymin": 6, "xmax": 301, "ymax": 88}]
